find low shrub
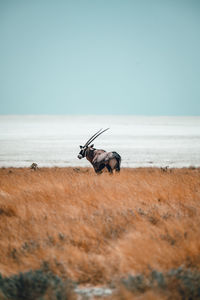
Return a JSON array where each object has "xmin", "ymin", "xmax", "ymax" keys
[
  {"xmin": 0, "ymin": 269, "xmax": 75, "ymax": 300},
  {"xmin": 120, "ymin": 267, "xmax": 200, "ymax": 299}
]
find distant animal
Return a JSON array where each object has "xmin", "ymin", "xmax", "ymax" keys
[
  {"xmin": 161, "ymin": 166, "xmax": 169, "ymax": 172},
  {"xmin": 77, "ymin": 128, "xmax": 121, "ymax": 174},
  {"xmin": 30, "ymin": 163, "xmax": 38, "ymax": 171}
]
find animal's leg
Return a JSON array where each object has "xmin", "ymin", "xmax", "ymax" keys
[
  {"xmin": 94, "ymin": 164, "xmax": 105, "ymax": 174},
  {"xmin": 115, "ymin": 163, "xmax": 120, "ymax": 172},
  {"xmin": 115, "ymin": 167, "xmax": 120, "ymax": 172},
  {"xmin": 112, "ymin": 152, "xmax": 121, "ymax": 173},
  {"xmin": 106, "ymin": 164, "xmax": 113, "ymax": 174}
]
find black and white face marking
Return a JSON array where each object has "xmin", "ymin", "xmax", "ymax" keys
[
  {"xmin": 77, "ymin": 145, "xmax": 87, "ymax": 159},
  {"xmin": 77, "ymin": 145, "xmax": 95, "ymax": 159}
]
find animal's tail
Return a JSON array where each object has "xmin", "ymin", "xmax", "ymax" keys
[{"xmin": 112, "ymin": 152, "xmax": 121, "ymax": 172}]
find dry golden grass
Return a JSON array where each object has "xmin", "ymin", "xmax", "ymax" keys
[{"xmin": 0, "ymin": 166, "xmax": 200, "ymax": 288}]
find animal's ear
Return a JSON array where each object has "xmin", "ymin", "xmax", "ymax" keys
[
  {"xmin": 90, "ymin": 144, "xmax": 94, "ymax": 148},
  {"xmin": 80, "ymin": 145, "xmax": 83, "ymax": 149}
]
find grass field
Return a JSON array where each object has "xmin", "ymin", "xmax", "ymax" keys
[{"xmin": 0, "ymin": 167, "xmax": 200, "ymax": 299}]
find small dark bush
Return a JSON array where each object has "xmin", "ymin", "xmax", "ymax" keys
[
  {"xmin": 121, "ymin": 267, "xmax": 200, "ymax": 299},
  {"xmin": 0, "ymin": 269, "xmax": 75, "ymax": 300},
  {"xmin": 121, "ymin": 274, "xmax": 147, "ymax": 292}
]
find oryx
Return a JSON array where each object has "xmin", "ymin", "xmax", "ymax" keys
[{"xmin": 77, "ymin": 128, "xmax": 121, "ymax": 174}]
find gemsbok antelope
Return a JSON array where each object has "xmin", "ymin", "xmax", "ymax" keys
[{"xmin": 77, "ymin": 128, "xmax": 121, "ymax": 174}]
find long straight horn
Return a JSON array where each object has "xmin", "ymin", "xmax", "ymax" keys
[
  {"xmin": 84, "ymin": 128, "xmax": 103, "ymax": 147},
  {"xmin": 87, "ymin": 128, "xmax": 109, "ymax": 146}
]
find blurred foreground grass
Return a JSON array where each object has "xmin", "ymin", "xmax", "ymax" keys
[{"xmin": 0, "ymin": 167, "xmax": 200, "ymax": 299}]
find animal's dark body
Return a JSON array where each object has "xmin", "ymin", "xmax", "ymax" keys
[{"xmin": 77, "ymin": 129, "xmax": 121, "ymax": 174}]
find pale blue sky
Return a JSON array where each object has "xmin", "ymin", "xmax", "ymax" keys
[{"xmin": 0, "ymin": 0, "xmax": 200, "ymax": 115}]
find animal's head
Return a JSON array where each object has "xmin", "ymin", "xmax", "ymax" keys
[
  {"xmin": 77, "ymin": 144, "xmax": 94, "ymax": 159},
  {"xmin": 77, "ymin": 128, "xmax": 109, "ymax": 160}
]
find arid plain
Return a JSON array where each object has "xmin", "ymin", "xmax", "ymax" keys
[{"xmin": 0, "ymin": 167, "xmax": 200, "ymax": 299}]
